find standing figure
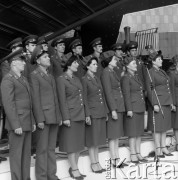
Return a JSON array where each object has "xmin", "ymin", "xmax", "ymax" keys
[
  {"xmin": 86, "ymin": 37, "xmax": 103, "ymax": 78},
  {"xmin": 82, "ymin": 57, "xmax": 107, "ymax": 173},
  {"xmin": 50, "ymin": 37, "xmax": 66, "ymax": 79},
  {"xmin": 1, "ymin": 49, "xmax": 35, "ymax": 180},
  {"xmin": 168, "ymin": 55, "xmax": 178, "ymax": 151},
  {"xmin": 1, "ymin": 37, "xmax": 23, "ymax": 77},
  {"xmin": 22, "ymin": 35, "xmax": 38, "ymax": 80},
  {"xmin": 121, "ymin": 56, "xmax": 147, "ymax": 163},
  {"xmin": 56, "ymin": 55, "xmax": 86, "ymax": 180},
  {"xmin": 101, "ymin": 55, "xmax": 127, "ymax": 168},
  {"xmin": 30, "ymin": 45, "xmax": 62, "ymax": 180},
  {"xmin": 69, "ymin": 38, "xmax": 86, "ymax": 79},
  {"xmin": 146, "ymin": 51, "xmax": 174, "ymax": 157},
  {"xmin": 111, "ymin": 43, "xmax": 126, "ymax": 78}
]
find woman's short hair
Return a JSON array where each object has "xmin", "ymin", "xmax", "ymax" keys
[
  {"xmin": 61, "ymin": 55, "xmax": 78, "ymax": 72},
  {"xmin": 83, "ymin": 57, "xmax": 98, "ymax": 71}
]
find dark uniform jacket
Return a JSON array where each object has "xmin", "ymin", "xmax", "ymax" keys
[
  {"xmin": 121, "ymin": 72, "xmax": 146, "ymax": 112},
  {"xmin": 1, "ymin": 70, "xmax": 34, "ymax": 131},
  {"xmin": 135, "ymin": 57, "xmax": 147, "ymax": 90},
  {"xmin": 30, "ymin": 67, "xmax": 62, "ymax": 124},
  {"xmin": 73, "ymin": 54, "xmax": 86, "ymax": 80},
  {"xmin": 50, "ymin": 53, "xmax": 64, "ymax": 79},
  {"xmin": 166, "ymin": 70, "xmax": 177, "ymax": 106},
  {"xmin": 114, "ymin": 56, "xmax": 125, "ymax": 79},
  {"xmin": 56, "ymin": 73, "xmax": 85, "ymax": 122},
  {"xmin": 146, "ymin": 67, "xmax": 173, "ymax": 106},
  {"xmin": 23, "ymin": 54, "xmax": 36, "ymax": 81},
  {"xmin": 101, "ymin": 67, "xmax": 125, "ymax": 113},
  {"xmin": 82, "ymin": 73, "xmax": 108, "ymax": 118}
]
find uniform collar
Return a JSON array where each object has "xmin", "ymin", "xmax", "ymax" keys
[{"xmin": 9, "ymin": 70, "xmax": 21, "ymax": 79}]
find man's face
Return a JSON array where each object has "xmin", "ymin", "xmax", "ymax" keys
[
  {"xmin": 26, "ymin": 43, "xmax": 36, "ymax": 53},
  {"xmin": 55, "ymin": 43, "xmax": 65, "ymax": 53},
  {"xmin": 12, "ymin": 59, "xmax": 26, "ymax": 72},
  {"xmin": 115, "ymin": 49, "xmax": 123, "ymax": 57},
  {"xmin": 73, "ymin": 46, "xmax": 83, "ymax": 55},
  {"xmin": 129, "ymin": 48, "xmax": 138, "ymax": 57},
  {"xmin": 42, "ymin": 44, "xmax": 48, "ymax": 51},
  {"xmin": 94, "ymin": 45, "xmax": 103, "ymax": 54}
]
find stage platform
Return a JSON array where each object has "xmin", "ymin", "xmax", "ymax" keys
[{"xmin": 0, "ymin": 132, "xmax": 178, "ymax": 180}]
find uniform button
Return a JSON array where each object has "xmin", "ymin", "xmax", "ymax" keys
[
  {"xmin": 101, "ymin": 102, "xmax": 103, "ymax": 104},
  {"xmin": 81, "ymin": 103, "xmax": 83, "ymax": 106},
  {"xmin": 100, "ymin": 98, "xmax": 102, "ymax": 100},
  {"xmin": 99, "ymin": 89, "xmax": 101, "ymax": 91},
  {"xmin": 99, "ymin": 94, "xmax": 102, "ymax": 96},
  {"xmin": 142, "ymin": 98, "xmax": 143, "ymax": 100},
  {"xmin": 80, "ymin": 98, "xmax": 83, "ymax": 101},
  {"xmin": 79, "ymin": 94, "xmax": 82, "ymax": 96}
]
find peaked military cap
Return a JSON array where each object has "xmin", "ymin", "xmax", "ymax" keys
[
  {"xmin": 111, "ymin": 43, "xmax": 124, "ymax": 51},
  {"xmin": 1, "ymin": 48, "xmax": 25, "ymax": 64},
  {"xmin": 51, "ymin": 36, "xmax": 65, "ymax": 47},
  {"xmin": 89, "ymin": 37, "xmax": 102, "ymax": 47},
  {"xmin": 31, "ymin": 45, "xmax": 48, "ymax": 64},
  {"xmin": 23, "ymin": 35, "xmax": 38, "ymax": 45},
  {"xmin": 6, "ymin": 37, "xmax": 23, "ymax": 50},
  {"xmin": 69, "ymin": 39, "xmax": 82, "ymax": 49},
  {"xmin": 37, "ymin": 36, "xmax": 48, "ymax": 45},
  {"xmin": 127, "ymin": 41, "xmax": 138, "ymax": 50}
]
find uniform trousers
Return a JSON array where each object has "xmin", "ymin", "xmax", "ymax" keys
[
  {"xmin": 9, "ymin": 131, "xmax": 31, "ymax": 180},
  {"xmin": 35, "ymin": 124, "xmax": 58, "ymax": 180}
]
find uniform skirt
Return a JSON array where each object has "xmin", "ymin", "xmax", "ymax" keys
[
  {"xmin": 147, "ymin": 105, "xmax": 171, "ymax": 132},
  {"xmin": 59, "ymin": 120, "xmax": 85, "ymax": 153},
  {"xmin": 85, "ymin": 117, "xmax": 106, "ymax": 148},
  {"xmin": 171, "ymin": 109, "xmax": 178, "ymax": 130},
  {"xmin": 107, "ymin": 112, "xmax": 124, "ymax": 139},
  {"xmin": 124, "ymin": 112, "xmax": 144, "ymax": 137}
]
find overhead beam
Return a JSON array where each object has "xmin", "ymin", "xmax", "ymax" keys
[
  {"xmin": 46, "ymin": 0, "xmax": 129, "ymax": 41},
  {"xmin": 78, "ymin": 0, "xmax": 95, "ymax": 13},
  {"xmin": 21, "ymin": 0, "xmax": 67, "ymax": 27},
  {"xmin": 0, "ymin": 22, "xmax": 31, "ymax": 35},
  {"xmin": 105, "ymin": 0, "xmax": 111, "ymax": 5}
]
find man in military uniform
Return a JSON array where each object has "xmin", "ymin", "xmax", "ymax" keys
[
  {"xmin": 37, "ymin": 36, "xmax": 48, "ymax": 51},
  {"xmin": 68, "ymin": 38, "xmax": 86, "ymax": 79},
  {"xmin": 127, "ymin": 41, "xmax": 147, "ymax": 87},
  {"xmin": 22, "ymin": 35, "xmax": 38, "ymax": 80},
  {"xmin": 1, "ymin": 37, "xmax": 23, "ymax": 77},
  {"xmin": 50, "ymin": 37, "xmax": 66, "ymax": 78},
  {"xmin": 86, "ymin": 37, "xmax": 103, "ymax": 78},
  {"xmin": 1, "ymin": 48, "xmax": 35, "ymax": 180},
  {"xmin": 112, "ymin": 43, "xmax": 126, "ymax": 78}
]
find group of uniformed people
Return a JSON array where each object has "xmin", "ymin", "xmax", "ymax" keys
[{"xmin": 0, "ymin": 33, "xmax": 177, "ymax": 180}]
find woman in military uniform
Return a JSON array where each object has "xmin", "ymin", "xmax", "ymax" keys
[
  {"xmin": 101, "ymin": 55, "xmax": 127, "ymax": 168},
  {"xmin": 121, "ymin": 56, "xmax": 147, "ymax": 163},
  {"xmin": 56, "ymin": 55, "xmax": 85, "ymax": 180},
  {"xmin": 82, "ymin": 57, "xmax": 107, "ymax": 173},
  {"xmin": 146, "ymin": 51, "xmax": 174, "ymax": 157},
  {"xmin": 30, "ymin": 45, "xmax": 62, "ymax": 180}
]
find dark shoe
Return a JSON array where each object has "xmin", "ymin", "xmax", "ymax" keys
[
  {"xmin": 91, "ymin": 163, "xmax": 103, "ymax": 173},
  {"xmin": 0, "ymin": 156, "xmax": 7, "ymax": 161},
  {"xmin": 157, "ymin": 154, "xmax": 165, "ymax": 158},
  {"xmin": 68, "ymin": 167, "xmax": 84, "ymax": 180}
]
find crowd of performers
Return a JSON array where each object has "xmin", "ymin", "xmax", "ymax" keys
[{"xmin": 0, "ymin": 34, "xmax": 178, "ymax": 180}]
